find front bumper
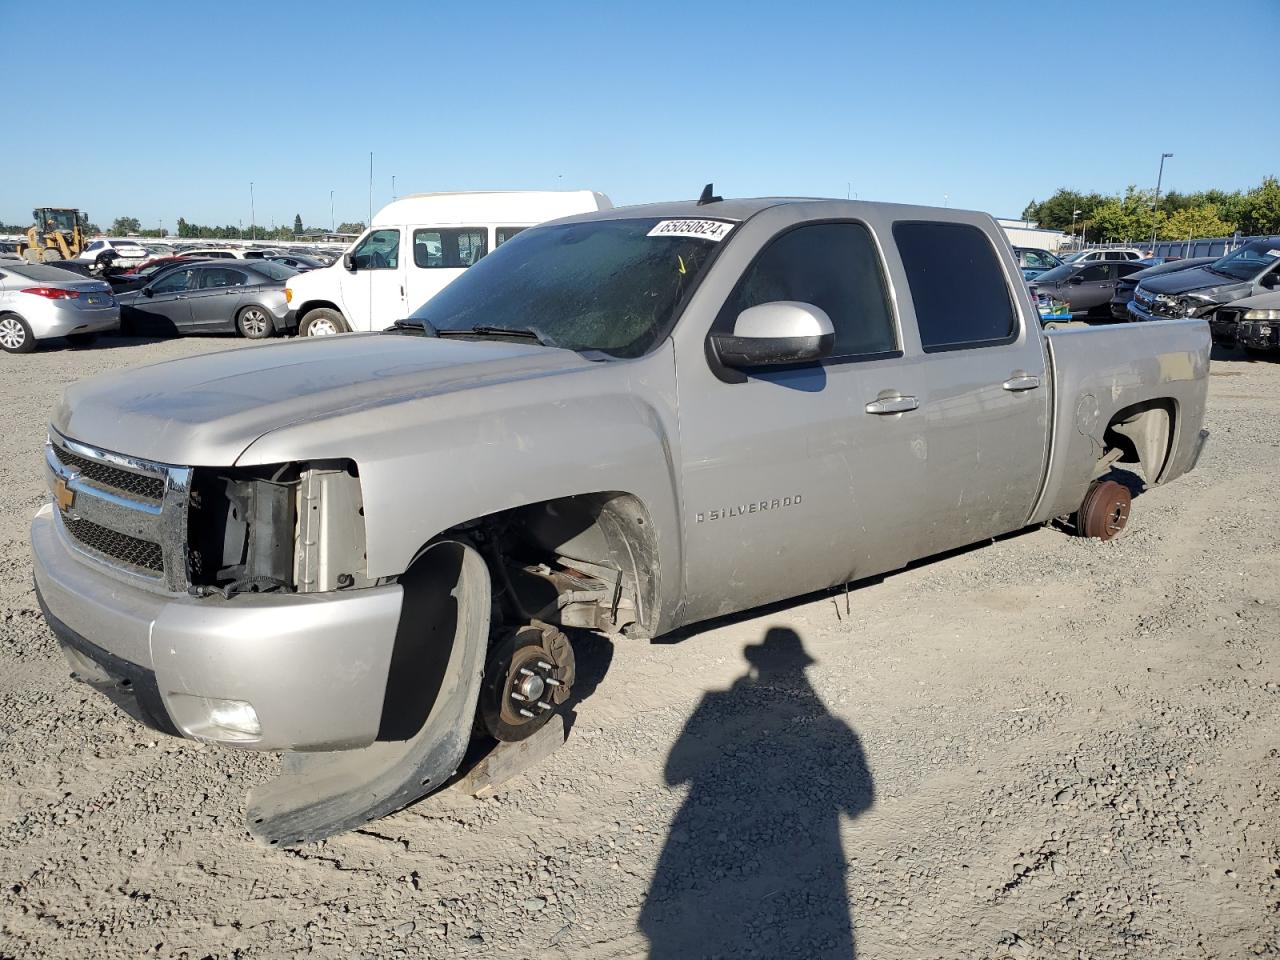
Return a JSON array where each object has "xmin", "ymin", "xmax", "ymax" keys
[
  {"xmin": 32, "ymin": 503, "xmax": 404, "ymax": 751},
  {"xmin": 1238, "ymin": 321, "xmax": 1280, "ymax": 351}
]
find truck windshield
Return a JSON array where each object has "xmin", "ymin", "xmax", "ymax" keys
[
  {"xmin": 407, "ymin": 218, "xmax": 721, "ymax": 358},
  {"xmin": 1209, "ymin": 243, "xmax": 1280, "ymax": 281}
]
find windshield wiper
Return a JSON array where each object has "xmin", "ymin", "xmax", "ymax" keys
[
  {"xmin": 437, "ymin": 324, "xmax": 559, "ymax": 348},
  {"xmin": 389, "ymin": 317, "xmax": 438, "ymax": 336}
]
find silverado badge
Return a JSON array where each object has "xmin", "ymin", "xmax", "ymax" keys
[{"xmin": 54, "ymin": 478, "xmax": 76, "ymax": 513}]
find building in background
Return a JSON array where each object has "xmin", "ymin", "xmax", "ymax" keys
[{"xmin": 998, "ymin": 217, "xmax": 1067, "ymax": 252}]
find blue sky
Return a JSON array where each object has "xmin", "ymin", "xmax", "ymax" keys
[{"xmin": 5, "ymin": 0, "xmax": 1277, "ymax": 231}]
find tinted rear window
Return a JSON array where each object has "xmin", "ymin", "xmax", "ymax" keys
[{"xmin": 893, "ymin": 221, "xmax": 1017, "ymax": 351}]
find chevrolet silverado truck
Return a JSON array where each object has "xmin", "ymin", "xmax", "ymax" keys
[{"xmin": 32, "ymin": 195, "xmax": 1211, "ymax": 845}]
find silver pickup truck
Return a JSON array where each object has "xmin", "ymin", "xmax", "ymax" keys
[{"xmin": 31, "ymin": 196, "xmax": 1210, "ymax": 844}]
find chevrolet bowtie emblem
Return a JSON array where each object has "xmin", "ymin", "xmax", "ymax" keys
[{"xmin": 54, "ymin": 478, "xmax": 76, "ymax": 512}]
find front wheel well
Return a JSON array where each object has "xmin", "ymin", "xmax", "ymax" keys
[{"xmin": 411, "ymin": 492, "xmax": 661, "ymax": 639}]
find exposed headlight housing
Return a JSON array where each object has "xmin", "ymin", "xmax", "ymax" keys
[{"xmin": 1243, "ymin": 308, "xmax": 1280, "ymax": 320}]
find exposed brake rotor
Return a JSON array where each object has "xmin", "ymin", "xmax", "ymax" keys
[{"xmin": 480, "ymin": 623, "xmax": 575, "ymax": 742}]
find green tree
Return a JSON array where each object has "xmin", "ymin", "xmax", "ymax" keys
[
  {"xmin": 110, "ymin": 216, "xmax": 141, "ymax": 235},
  {"xmin": 1231, "ymin": 176, "xmax": 1280, "ymax": 236},
  {"xmin": 1159, "ymin": 204, "xmax": 1236, "ymax": 241},
  {"xmin": 336, "ymin": 221, "xmax": 365, "ymax": 234},
  {"xmin": 293, "ymin": 213, "xmax": 303, "ymax": 235},
  {"xmin": 1088, "ymin": 185, "xmax": 1160, "ymax": 243},
  {"xmin": 1021, "ymin": 189, "xmax": 1105, "ymax": 231}
]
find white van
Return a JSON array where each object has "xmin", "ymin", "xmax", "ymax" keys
[{"xmin": 286, "ymin": 190, "xmax": 612, "ymax": 336}]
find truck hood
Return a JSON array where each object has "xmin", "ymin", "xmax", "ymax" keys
[
  {"xmin": 52, "ymin": 333, "xmax": 594, "ymax": 466},
  {"xmin": 1137, "ymin": 266, "xmax": 1250, "ymax": 300}
]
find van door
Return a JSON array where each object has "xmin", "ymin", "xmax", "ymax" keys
[
  {"xmin": 338, "ymin": 228, "xmax": 406, "ymax": 331},
  {"xmin": 403, "ymin": 226, "xmax": 488, "ymax": 315},
  {"xmin": 890, "ymin": 220, "xmax": 1050, "ymax": 555}
]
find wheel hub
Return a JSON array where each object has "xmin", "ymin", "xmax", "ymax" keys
[{"xmin": 480, "ymin": 624, "xmax": 575, "ymax": 742}]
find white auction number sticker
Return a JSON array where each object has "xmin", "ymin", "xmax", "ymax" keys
[{"xmin": 647, "ymin": 219, "xmax": 736, "ymax": 242}]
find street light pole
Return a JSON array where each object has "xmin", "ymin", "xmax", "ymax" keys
[
  {"xmin": 1150, "ymin": 152, "xmax": 1173, "ymax": 252},
  {"xmin": 250, "ymin": 181, "xmax": 256, "ymax": 241},
  {"xmin": 330, "ymin": 190, "xmax": 334, "ymax": 232},
  {"xmin": 1070, "ymin": 209, "xmax": 1081, "ymax": 247}
]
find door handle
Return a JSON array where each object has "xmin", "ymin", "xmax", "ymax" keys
[
  {"xmin": 1002, "ymin": 374, "xmax": 1041, "ymax": 391},
  {"xmin": 864, "ymin": 395, "xmax": 919, "ymax": 415}
]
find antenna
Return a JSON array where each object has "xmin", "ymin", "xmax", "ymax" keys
[{"xmin": 697, "ymin": 183, "xmax": 722, "ymax": 206}]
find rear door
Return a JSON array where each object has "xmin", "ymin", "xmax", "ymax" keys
[
  {"xmin": 890, "ymin": 220, "xmax": 1050, "ymax": 554},
  {"xmin": 403, "ymin": 226, "xmax": 488, "ymax": 315},
  {"xmin": 131, "ymin": 267, "xmax": 195, "ymax": 332},
  {"xmin": 187, "ymin": 266, "xmax": 251, "ymax": 330}
]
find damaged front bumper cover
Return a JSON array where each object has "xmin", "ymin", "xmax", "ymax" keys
[{"xmin": 32, "ymin": 505, "xmax": 490, "ymax": 845}]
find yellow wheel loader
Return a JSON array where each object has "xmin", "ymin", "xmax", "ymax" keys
[{"xmin": 19, "ymin": 208, "xmax": 87, "ymax": 263}]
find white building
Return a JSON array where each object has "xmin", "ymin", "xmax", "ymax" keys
[{"xmin": 997, "ymin": 217, "xmax": 1067, "ymax": 251}]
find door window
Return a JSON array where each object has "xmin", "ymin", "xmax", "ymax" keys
[
  {"xmin": 496, "ymin": 227, "xmax": 526, "ymax": 246},
  {"xmin": 149, "ymin": 269, "xmax": 194, "ymax": 294},
  {"xmin": 893, "ymin": 221, "xmax": 1017, "ymax": 351},
  {"xmin": 718, "ymin": 221, "xmax": 898, "ymax": 359},
  {"xmin": 412, "ymin": 228, "xmax": 488, "ymax": 268},
  {"xmin": 198, "ymin": 267, "xmax": 249, "ymax": 289},
  {"xmin": 351, "ymin": 229, "xmax": 400, "ymax": 269},
  {"xmin": 1078, "ymin": 264, "xmax": 1110, "ymax": 282},
  {"xmin": 1115, "ymin": 262, "xmax": 1145, "ymax": 278}
]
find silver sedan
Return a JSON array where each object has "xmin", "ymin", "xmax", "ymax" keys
[{"xmin": 0, "ymin": 262, "xmax": 119, "ymax": 354}]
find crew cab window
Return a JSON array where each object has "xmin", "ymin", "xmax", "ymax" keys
[
  {"xmin": 1078, "ymin": 264, "xmax": 1109, "ymax": 282},
  {"xmin": 894, "ymin": 221, "xmax": 1017, "ymax": 351},
  {"xmin": 1116, "ymin": 262, "xmax": 1145, "ymax": 278},
  {"xmin": 150, "ymin": 269, "xmax": 194, "ymax": 294},
  {"xmin": 496, "ymin": 227, "xmax": 525, "ymax": 246},
  {"xmin": 351, "ymin": 229, "xmax": 400, "ymax": 270},
  {"xmin": 720, "ymin": 222, "xmax": 897, "ymax": 359},
  {"xmin": 413, "ymin": 228, "xmax": 488, "ymax": 268},
  {"xmin": 198, "ymin": 267, "xmax": 249, "ymax": 289}
]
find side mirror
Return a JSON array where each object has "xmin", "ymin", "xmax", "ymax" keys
[
  {"xmin": 1262, "ymin": 272, "xmax": 1280, "ymax": 289},
  {"xmin": 711, "ymin": 301, "xmax": 835, "ymax": 369},
  {"xmin": 342, "ymin": 252, "xmax": 355, "ymax": 271},
  {"xmin": 142, "ymin": 286, "xmax": 154, "ymax": 297}
]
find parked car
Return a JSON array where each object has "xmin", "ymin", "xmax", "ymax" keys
[
  {"xmin": 267, "ymin": 253, "xmax": 325, "ymax": 272},
  {"xmin": 106, "ymin": 256, "xmax": 195, "ymax": 293},
  {"xmin": 1109, "ymin": 257, "xmax": 1215, "ymax": 320},
  {"xmin": 286, "ymin": 190, "xmax": 612, "ymax": 336},
  {"xmin": 1130, "ymin": 238, "xmax": 1280, "ymax": 336},
  {"xmin": 76, "ymin": 238, "xmax": 148, "ymax": 268},
  {"xmin": 177, "ymin": 248, "xmax": 245, "ymax": 260},
  {"xmin": 1062, "ymin": 248, "xmax": 1144, "ymax": 263},
  {"xmin": 242, "ymin": 248, "xmax": 283, "ymax": 260},
  {"xmin": 1013, "ymin": 246, "xmax": 1063, "ymax": 281},
  {"xmin": 30, "ymin": 195, "xmax": 1210, "ymax": 843},
  {"xmin": 114, "ymin": 260, "xmax": 297, "ymax": 338},
  {"xmin": 0, "ymin": 261, "xmax": 119, "ymax": 353},
  {"xmin": 1029, "ymin": 259, "xmax": 1148, "ymax": 316},
  {"xmin": 0, "ymin": 240, "xmax": 23, "ymax": 261},
  {"xmin": 1209, "ymin": 291, "xmax": 1280, "ymax": 352}
]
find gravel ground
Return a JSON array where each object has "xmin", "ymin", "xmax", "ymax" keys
[{"xmin": 0, "ymin": 334, "xmax": 1277, "ymax": 960}]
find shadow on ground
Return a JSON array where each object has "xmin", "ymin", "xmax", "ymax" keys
[{"xmin": 639, "ymin": 627, "xmax": 874, "ymax": 959}]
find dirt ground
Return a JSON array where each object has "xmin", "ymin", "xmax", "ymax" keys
[{"xmin": 0, "ymin": 334, "xmax": 1276, "ymax": 960}]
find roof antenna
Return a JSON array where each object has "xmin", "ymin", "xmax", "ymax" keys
[{"xmin": 697, "ymin": 183, "xmax": 722, "ymax": 206}]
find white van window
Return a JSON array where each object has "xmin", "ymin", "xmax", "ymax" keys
[
  {"xmin": 412, "ymin": 228, "xmax": 488, "ymax": 268},
  {"xmin": 352, "ymin": 229, "xmax": 400, "ymax": 269},
  {"xmin": 496, "ymin": 227, "xmax": 526, "ymax": 246}
]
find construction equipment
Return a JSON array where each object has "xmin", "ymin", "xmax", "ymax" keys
[{"xmin": 19, "ymin": 208, "xmax": 87, "ymax": 264}]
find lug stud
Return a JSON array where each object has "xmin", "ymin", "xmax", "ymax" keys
[{"xmin": 518, "ymin": 708, "xmax": 534, "ymax": 718}]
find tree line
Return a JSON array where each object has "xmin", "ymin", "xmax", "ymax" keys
[
  {"xmin": 172, "ymin": 215, "xmax": 366, "ymax": 240},
  {"xmin": 1022, "ymin": 176, "xmax": 1280, "ymax": 243}
]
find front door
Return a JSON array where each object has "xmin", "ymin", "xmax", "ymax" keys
[
  {"xmin": 676, "ymin": 220, "xmax": 931, "ymax": 624},
  {"xmin": 890, "ymin": 220, "xmax": 1050, "ymax": 555},
  {"xmin": 1069, "ymin": 262, "xmax": 1115, "ymax": 313},
  {"xmin": 186, "ymin": 266, "xmax": 250, "ymax": 330},
  {"xmin": 339, "ymin": 228, "xmax": 406, "ymax": 331}
]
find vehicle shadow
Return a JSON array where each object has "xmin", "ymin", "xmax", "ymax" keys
[{"xmin": 639, "ymin": 627, "xmax": 873, "ymax": 959}]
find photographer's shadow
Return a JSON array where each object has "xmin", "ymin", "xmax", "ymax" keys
[{"xmin": 640, "ymin": 627, "xmax": 874, "ymax": 959}]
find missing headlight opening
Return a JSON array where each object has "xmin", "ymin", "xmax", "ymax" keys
[{"xmin": 187, "ymin": 461, "xmax": 368, "ymax": 597}]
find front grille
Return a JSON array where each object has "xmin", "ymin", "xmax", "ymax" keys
[
  {"xmin": 51, "ymin": 444, "xmax": 165, "ymax": 501},
  {"xmin": 63, "ymin": 516, "xmax": 164, "ymax": 574}
]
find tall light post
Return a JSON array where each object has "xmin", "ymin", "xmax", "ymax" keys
[
  {"xmin": 392, "ymin": 174, "xmax": 397, "ymax": 200},
  {"xmin": 329, "ymin": 190, "xmax": 334, "ymax": 232},
  {"xmin": 1150, "ymin": 152, "xmax": 1173, "ymax": 252},
  {"xmin": 250, "ymin": 181, "xmax": 256, "ymax": 241},
  {"xmin": 1070, "ymin": 208, "xmax": 1082, "ymax": 247}
]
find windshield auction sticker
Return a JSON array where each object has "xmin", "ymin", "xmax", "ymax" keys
[{"xmin": 647, "ymin": 219, "xmax": 736, "ymax": 242}]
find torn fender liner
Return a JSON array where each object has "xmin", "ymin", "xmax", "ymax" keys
[{"xmin": 247, "ymin": 541, "xmax": 490, "ymax": 846}]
